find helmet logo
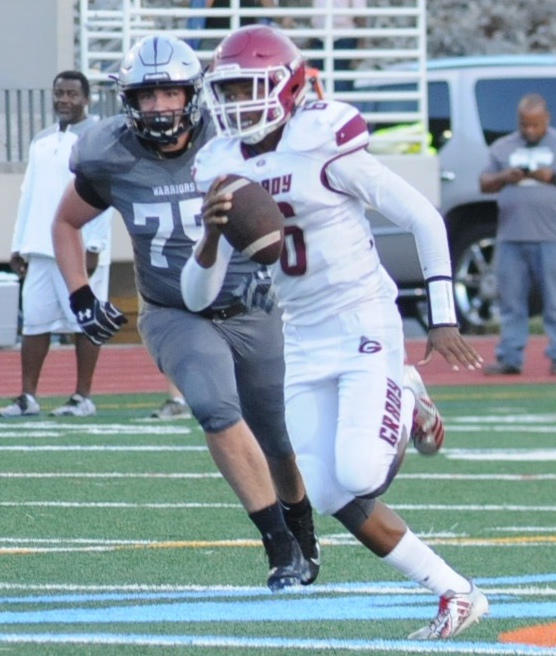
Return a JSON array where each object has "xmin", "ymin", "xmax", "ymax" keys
[{"xmin": 143, "ymin": 72, "xmax": 171, "ymax": 82}]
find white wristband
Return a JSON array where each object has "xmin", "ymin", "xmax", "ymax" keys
[{"xmin": 426, "ymin": 277, "xmax": 458, "ymax": 327}]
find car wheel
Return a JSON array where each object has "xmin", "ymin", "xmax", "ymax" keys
[{"xmin": 452, "ymin": 224, "xmax": 499, "ymax": 334}]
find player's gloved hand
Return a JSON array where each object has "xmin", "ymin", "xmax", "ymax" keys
[
  {"xmin": 237, "ymin": 270, "xmax": 276, "ymax": 313},
  {"xmin": 69, "ymin": 284, "xmax": 128, "ymax": 345}
]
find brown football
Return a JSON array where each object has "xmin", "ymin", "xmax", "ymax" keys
[{"xmin": 218, "ymin": 175, "xmax": 284, "ymax": 265}]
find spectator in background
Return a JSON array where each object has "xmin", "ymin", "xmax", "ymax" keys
[
  {"xmin": 186, "ymin": 0, "xmax": 277, "ymax": 51},
  {"xmin": 206, "ymin": 0, "xmax": 276, "ymax": 26},
  {"xmin": 184, "ymin": 0, "xmax": 207, "ymax": 49},
  {"xmin": 309, "ymin": 0, "xmax": 366, "ymax": 92},
  {"xmin": 151, "ymin": 378, "xmax": 190, "ymax": 419},
  {"xmin": 0, "ymin": 71, "xmax": 112, "ymax": 419},
  {"xmin": 480, "ymin": 93, "xmax": 556, "ymax": 376}
]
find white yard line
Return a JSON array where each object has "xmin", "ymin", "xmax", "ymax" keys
[{"xmin": 0, "ymin": 471, "xmax": 554, "ymax": 480}]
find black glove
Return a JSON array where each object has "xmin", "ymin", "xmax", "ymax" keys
[
  {"xmin": 237, "ymin": 269, "xmax": 276, "ymax": 313},
  {"xmin": 69, "ymin": 284, "xmax": 128, "ymax": 345}
]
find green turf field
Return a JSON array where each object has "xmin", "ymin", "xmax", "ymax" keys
[{"xmin": 0, "ymin": 385, "xmax": 555, "ymax": 655}]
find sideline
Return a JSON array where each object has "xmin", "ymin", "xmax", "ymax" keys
[{"xmin": 0, "ymin": 336, "xmax": 553, "ymax": 397}]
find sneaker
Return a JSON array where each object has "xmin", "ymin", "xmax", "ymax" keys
[
  {"xmin": 484, "ymin": 361, "xmax": 521, "ymax": 376},
  {"xmin": 408, "ymin": 582, "xmax": 489, "ymax": 640},
  {"xmin": 282, "ymin": 504, "xmax": 321, "ymax": 585},
  {"xmin": 0, "ymin": 393, "xmax": 40, "ymax": 418},
  {"xmin": 403, "ymin": 365, "xmax": 445, "ymax": 455},
  {"xmin": 49, "ymin": 394, "xmax": 96, "ymax": 417},
  {"xmin": 262, "ymin": 530, "xmax": 311, "ymax": 592},
  {"xmin": 150, "ymin": 398, "xmax": 189, "ymax": 419}
]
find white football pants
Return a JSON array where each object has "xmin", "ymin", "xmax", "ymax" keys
[{"xmin": 283, "ymin": 301, "xmax": 414, "ymax": 515}]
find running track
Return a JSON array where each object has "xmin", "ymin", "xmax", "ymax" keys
[{"xmin": 0, "ymin": 336, "xmax": 554, "ymax": 397}]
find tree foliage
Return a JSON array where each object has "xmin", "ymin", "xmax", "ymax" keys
[{"xmin": 427, "ymin": 0, "xmax": 556, "ymax": 57}]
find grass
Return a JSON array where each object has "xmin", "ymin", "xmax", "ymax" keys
[{"xmin": 0, "ymin": 386, "xmax": 555, "ymax": 655}]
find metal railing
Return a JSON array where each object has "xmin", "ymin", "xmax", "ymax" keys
[
  {"xmin": 0, "ymin": 87, "xmax": 120, "ymax": 164},
  {"xmin": 79, "ymin": 0, "xmax": 430, "ymax": 148},
  {"xmin": 2, "ymin": 0, "xmax": 429, "ymax": 163}
]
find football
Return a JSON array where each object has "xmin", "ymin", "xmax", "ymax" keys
[{"xmin": 217, "ymin": 175, "xmax": 284, "ymax": 265}]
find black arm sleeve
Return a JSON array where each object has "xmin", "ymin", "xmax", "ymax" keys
[{"xmin": 73, "ymin": 171, "xmax": 111, "ymax": 211}]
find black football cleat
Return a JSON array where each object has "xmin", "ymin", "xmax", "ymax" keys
[
  {"xmin": 283, "ymin": 505, "xmax": 321, "ymax": 585},
  {"xmin": 262, "ymin": 530, "xmax": 310, "ymax": 592}
]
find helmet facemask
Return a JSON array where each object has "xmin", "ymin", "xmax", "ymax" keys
[
  {"xmin": 123, "ymin": 81, "xmax": 202, "ymax": 145},
  {"xmin": 117, "ymin": 35, "xmax": 203, "ymax": 145},
  {"xmin": 205, "ymin": 63, "xmax": 304, "ymax": 144}
]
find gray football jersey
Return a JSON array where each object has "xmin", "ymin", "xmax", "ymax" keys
[{"xmin": 70, "ymin": 113, "xmax": 259, "ymax": 308}]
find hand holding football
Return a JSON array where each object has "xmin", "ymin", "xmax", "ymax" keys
[{"xmin": 217, "ymin": 175, "xmax": 284, "ymax": 265}]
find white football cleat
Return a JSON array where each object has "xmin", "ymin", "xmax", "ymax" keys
[
  {"xmin": 150, "ymin": 398, "xmax": 190, "ymax": 419},
  {"xmin": 0, "ymin": 393, "xmax": 40, "ymax": 418},
  {"xmin": 403, "ymin": 365, "xmax": 445, "ymax": 455},
  {"xmin": 408, "ymin": 581, "xmax": 489, "ymax": 640},
  {"xmin": 49, "ymin": 394, "xmax": 96, "ymax": 417}
]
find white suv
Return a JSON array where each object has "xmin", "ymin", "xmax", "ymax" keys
[{"xmin": 359, "ymin": 54, "xmax": 556, "ymax": 332}]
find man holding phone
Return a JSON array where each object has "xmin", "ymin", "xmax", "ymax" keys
[{"xmin": 480, "ymin": 93, "xmax": 556, "ymax": 376}]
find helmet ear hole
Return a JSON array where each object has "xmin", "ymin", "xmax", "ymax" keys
[{"xmin": 123, "ymin": 90, "xmax": 139, "ymax": 110}]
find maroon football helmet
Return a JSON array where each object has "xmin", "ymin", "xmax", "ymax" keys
[{"xmin": 204, "ymin": 25, "xmax": 307, "ymax": 144}]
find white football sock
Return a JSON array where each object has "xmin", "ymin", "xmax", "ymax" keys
[{"xmin": 383, "ymin": 529, "xmax": 471, "ymax": 596}]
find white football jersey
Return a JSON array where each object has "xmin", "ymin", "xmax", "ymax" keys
[{"xmin": 194, "ymin": 100, "xmax": 451, "ymax": 326}]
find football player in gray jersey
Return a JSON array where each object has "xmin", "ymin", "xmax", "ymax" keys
[{"xmin": 52, "ymin": 35, "xmax": 319, "ymax": 591}]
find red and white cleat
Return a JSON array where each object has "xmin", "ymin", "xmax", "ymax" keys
[
  {"xmin": 408, "ymin": 581, "xmax": 489, "ymax": 640},
  {"xmin": 403, "ymin": 365, "xmax": 445, "ymax": 455}
]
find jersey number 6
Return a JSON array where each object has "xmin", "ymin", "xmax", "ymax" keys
[{"xmin": 278, "ymin": 201, "xmax": 306, "ymax": 276}]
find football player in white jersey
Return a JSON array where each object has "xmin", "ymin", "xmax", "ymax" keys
[{"xmin": 181, "ymin": 26, "xmax": 489, "ymax": 640}]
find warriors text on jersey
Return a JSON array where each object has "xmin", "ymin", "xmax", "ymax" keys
[
  {"xmin": 193, "ymin": 100, "xmax": 452, "ymax": 326},
  {"xmin": 70, "ymin": 113, "xmax": 260, "ymax": 308}
]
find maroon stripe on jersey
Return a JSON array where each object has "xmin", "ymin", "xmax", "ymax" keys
[
  {"xmin": 320, "ymin": 145, "xmax": 367, "ymax": 194},
  {"xmin": 335, "ymin": 113, "xmax": 368, "ymax": 146}
]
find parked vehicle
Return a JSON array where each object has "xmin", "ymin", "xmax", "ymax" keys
[{"xmin": 358, "ymin": 55, "xmax": 556, "ymax": 332}]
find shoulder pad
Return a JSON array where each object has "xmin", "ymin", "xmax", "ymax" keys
[
  {"xmin": 70, "ymin": 115, "xmax": 133, "ymax": 177},
  {"xmin": 280, "ymin": 100, "xmax": 369, "ymax": 155},
  {"xmin": 193, "ymin": 137, "xmax": 244, "ymax": 193}
]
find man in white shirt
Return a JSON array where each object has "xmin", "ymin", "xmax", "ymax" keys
[{"xmin": 1, "ymin": 71, "xmax": 111, "ymax": 418}]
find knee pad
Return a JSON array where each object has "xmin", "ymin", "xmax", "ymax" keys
[{"xmin": 333, "ymin": 497, "xmax": 376, "ymax": 534}]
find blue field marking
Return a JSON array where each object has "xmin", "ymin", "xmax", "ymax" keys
[
  {"xmin": 476, "ymin": 574, "xmax": 556, "ymax": 585},
  {"xmin": 1, "ymin": 573, "xmax": 554, "ymax": 606},
  {"xmin": 0, "ymin": 578, "xmax": 554, "ymax": 625},
  {"xmin": 0, "ymin": 597, "xmax": 554, "ymax": 625},
  {"xmin": 0, "ymin": 633, "xmax": 555, "ymax": 654},
  {"xmin": 0, "ymin": 576, "xmax": 554, "ymax": 653}
]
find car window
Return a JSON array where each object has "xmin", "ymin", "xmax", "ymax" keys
[
  {"xmin": 357, "ymin": 82, "xmax": 417, "ymax": 119},
  {"xmin": 427, "ymin": 81, "xmax": 451, "ymax": 151},
  {"xmin": 476, "ymin": 77, "xmax": 556, "ymax": 145},
  {"xmin": 357, "ymin": 80, "xmax": 450, "ymax": 153}
]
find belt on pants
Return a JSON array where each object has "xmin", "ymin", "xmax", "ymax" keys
[
  {"xmin": 140, "ymin": 295, "xmax": 247, "ymax": 321},
  {"xmin": 197, "ymin": 301, "xmax": 248, "ymax": 321}
]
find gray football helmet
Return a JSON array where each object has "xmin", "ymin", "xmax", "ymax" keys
[{"xmin": 118, "ymin": 35, "xmax": 203, "ymax": 144}]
